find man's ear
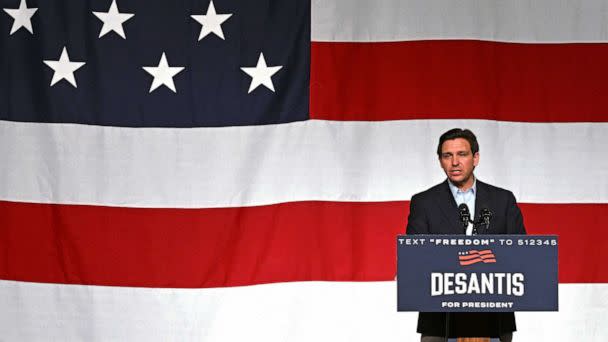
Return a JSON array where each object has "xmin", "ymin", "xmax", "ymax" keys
[{"xmin": 473, "ymin": 152, "xmax": 480, "ymax": 167}]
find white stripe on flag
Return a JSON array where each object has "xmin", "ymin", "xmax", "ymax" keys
[
  {"xmin": 1, "ymin": 119, "xmax": 607, "ymax": 208},
  {"xmin": 312, "ymin": 0, "xmax": 608, "ymax": 43},
  {"xmin": 1, "ymin": 280, "xmax": 606, "ymax": 341}
]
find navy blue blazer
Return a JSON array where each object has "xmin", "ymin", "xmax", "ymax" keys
[{"xmin": 406, "ymin": 179, "xmax": 526, "ymax": 338}]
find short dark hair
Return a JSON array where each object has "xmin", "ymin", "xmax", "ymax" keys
[{"xmin": 436, "ymin": 128, "xmax": 479, "ymax": 157}]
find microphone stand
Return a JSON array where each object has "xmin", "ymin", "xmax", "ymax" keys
[
  {"xmin": 445, "ymin": 310, "xmax": 450, "ymax": 341},
  {"xmin": 448, "ymin": 205, "xmax": 472, "ymax": 341}
]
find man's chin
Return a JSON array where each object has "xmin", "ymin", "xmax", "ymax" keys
[{"xmin": 448, "ymin": 176, "xmax": 467, "ymax": 186}]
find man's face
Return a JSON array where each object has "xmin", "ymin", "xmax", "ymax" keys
[{"xmin": 439, "ymin": 138, "xmax": 479, "ymax": 188}]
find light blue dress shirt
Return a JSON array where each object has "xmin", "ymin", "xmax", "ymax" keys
[{"xmin": 448, "ymin": 177, "xmax": 477, "ymax": 235}]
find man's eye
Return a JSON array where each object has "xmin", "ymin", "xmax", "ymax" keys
[{"xmin": 458, "ymin": 152, "xmax": 468, "ymax": 156}]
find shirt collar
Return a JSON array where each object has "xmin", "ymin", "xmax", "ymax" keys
[{"xmin": 448, "ymin": 176, "xmax": 477, "ymax": 196}]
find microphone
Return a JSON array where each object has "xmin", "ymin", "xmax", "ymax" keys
[
  {"xmin": 479, "ymin": 208, "xmax": 493, "ymax": 233},
  {"xmin": 458, "ymin": 203, "xmax": 471, "ymax": 231}
]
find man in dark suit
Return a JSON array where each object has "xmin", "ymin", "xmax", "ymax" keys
[{"xmin": 406, "ymin": 128, "xmax": 526, "ymax": 342}]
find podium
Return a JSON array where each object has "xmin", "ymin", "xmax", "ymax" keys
[{"xmin": 397, "ymin": 235, "xmax": 558, "ymax": 339}]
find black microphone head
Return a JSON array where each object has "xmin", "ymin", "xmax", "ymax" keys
[
  {"xmin": 458, "ymin": 203, "xmax": 471, "ymax": 227},
  {"xmin": 480, "ymin": 208, "xmax": 493, "ymax": 219},
  {"xmin": 478, "ymin": 207, "xmax": 493, "ymax": 233},
  {"xmin": 458, "ymin": 203, "xmax": 470, "ymax": 214}
]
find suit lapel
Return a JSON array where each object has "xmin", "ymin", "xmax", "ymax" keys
[
  {"xmin": 433, "ymin": 180, "xmax": 463, "ymax": 233},
  {"xmin": 474, "ymin": 180, "xmax": 491, "ymax": 230}
]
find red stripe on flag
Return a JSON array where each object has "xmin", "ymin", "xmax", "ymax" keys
[
  {"xmin": 466, "ymin": 250, "xmax": 493, "ymax": 255},
  {"xmin": 460, "ymin": 257, "xmax": 497, "ymax": 266},
  {"xmin": 458, "ymin": 255, "xmax": 480, "ymax": 261},
  {"xmin": 0, "ymin": 201, "xmax": 605, "ymax": 287},
  {"xmin": 479, "ymin": 254, "xmax": 495, "ymax": 259},
  {"xmin": 460, "ymin": 259, "xmax": 480, "ymax": 266},
  {"xmin": 458, "ymin": 253, "xmax": 495, "ymax": 261},
  {"xmin": 0, "ymin": 200, "xmax": 407, "ymax": 288},
  {"xmin": 518, "ymin": 203, "xmax": 605, "ymax": 284},
  {"xmin": 310, "ymin": 41, "xmax": 608, "ymax": 122}
]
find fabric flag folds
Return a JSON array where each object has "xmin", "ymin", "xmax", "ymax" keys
[{"xmin": 1, "ymin": 0, "xmax": 607, "ymax": 340}]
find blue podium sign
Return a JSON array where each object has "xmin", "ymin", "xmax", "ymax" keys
[{"xmin": 397, "ymin": 235, "xmax": 558, "ymax": 312}]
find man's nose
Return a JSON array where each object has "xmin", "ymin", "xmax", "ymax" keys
[{"xmin": 451, "ymin": 156, "xmax": 459, "ymax": 166}]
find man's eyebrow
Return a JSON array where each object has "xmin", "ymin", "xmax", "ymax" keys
[{"xmin": 442, "ymin": 150, "xmax": 469, "ymax": 155}]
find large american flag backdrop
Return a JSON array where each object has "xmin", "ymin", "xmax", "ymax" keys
[{"xmin": 1, "ymin": 0, "xmax": 607, "ymax": 340}]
